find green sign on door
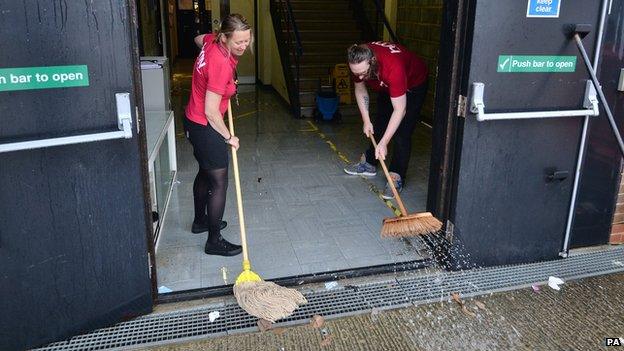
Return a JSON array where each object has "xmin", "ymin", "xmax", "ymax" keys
[
  {"xmin": 0, "ymin": 65, "xmax": 89, "ymax": 92},
  {"xmin": 497, "ymin": 55, "xmax": 576, "ymax": 73}
]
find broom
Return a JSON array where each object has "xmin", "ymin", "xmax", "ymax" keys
[
  {"xmin": 369, "ymin": 135, "xmax": 443, "ymax": 237},
  {"xmin": 226, "ymin": 101, "xmax": 307, "ymax": 323}
]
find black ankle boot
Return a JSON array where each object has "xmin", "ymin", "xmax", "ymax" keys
[
  {"xmin": 204, "ymin": 236, "xmax": 242, "ymax": 256},
  {"xmin": 191, "ymin": 219, "xmax": 227, "ymax": 234}
]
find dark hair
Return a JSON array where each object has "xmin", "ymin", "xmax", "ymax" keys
[
  {"xmin": 347, "ymin": 44, "xmax": 378, "ymax": 79},
  {"xmin": 347, "ymin": 44, "xmax": 374, "ymax": 64},
  {"xmin": 215, "ymin": 13, "xmax": 254, "ymax": 54}
]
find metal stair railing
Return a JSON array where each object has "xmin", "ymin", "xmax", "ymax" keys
[
  {"xmin": 270, "ymin": 0, "xmax": 304, "ymax": 118},
  {"xmin": 350, "ymin": 0, "xmax": 399, "ymax": 43}
]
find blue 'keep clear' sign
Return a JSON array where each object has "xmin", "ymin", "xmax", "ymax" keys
[{"xmin": 527, "ymin": 0, "xmax": 561, "ymax": 18}]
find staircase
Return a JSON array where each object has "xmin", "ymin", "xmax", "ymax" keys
[{"xmin": 272, "ymin": 0, "xmax": 366, "ymax": 117}]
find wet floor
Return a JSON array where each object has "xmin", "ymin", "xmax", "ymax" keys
[
  {"xmin": 143, "ymin": 272, "xmax": 624, "ymax": 350},
  {"xmin": 155, "ymin": 60, "xmax": 434, "ymax": 291}
]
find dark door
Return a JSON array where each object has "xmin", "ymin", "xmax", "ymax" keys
[
  {"xmin": 177, "ymin": 10, "xmax": 198, "ymax": 57},
  {"xmin": 570, "ymin": 0, "xmax": 624, "ymax": 248},
  {"xmin": 447, "ymin": 0, "xmax": 602, "ymax": 268},
  {"xmin": 177, "ymin": 1, "xmax": 199, "ymax": 59},
  {"xmin": 0, "ymin": 1, "xmax": 153, "ymax": 350}
]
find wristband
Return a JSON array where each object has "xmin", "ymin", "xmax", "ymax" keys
[{"xmin": 224, "ymin": 135, "xmax": 232, "ymax": 144}]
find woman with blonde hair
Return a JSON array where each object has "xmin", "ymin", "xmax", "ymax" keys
[{"xmin": 184, "ymin": 14, "xmax": 252, "ymax": 256}]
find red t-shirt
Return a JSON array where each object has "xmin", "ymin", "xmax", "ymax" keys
[
  {"xmin": 185, "ymin": 34, "xmax": 238, "ymax": 125},
  {"xmin": 352, "ymin": 41, "xmax": 427, "ymax": 98}
]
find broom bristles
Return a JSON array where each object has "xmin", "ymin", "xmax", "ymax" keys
[
  {"xmin": 381, "ymin": 212, "xmax": 443, "ymax": 237},
  {"xmin": 233, "ymin": 280, "xmax": 307, "ymax": 323}
]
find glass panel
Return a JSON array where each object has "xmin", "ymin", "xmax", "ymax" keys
[{"xmin": 155, "ymin": 135, "xmax": 173, "ymax": 223}]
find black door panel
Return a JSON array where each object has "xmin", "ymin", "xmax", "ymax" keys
[
  {"xmin": 449, "ymin": 0, "xmax": 601, "ymax": 268},
  {"xmin": 0, "ymin": 1, "xmax": 152, "ymax": 350}
]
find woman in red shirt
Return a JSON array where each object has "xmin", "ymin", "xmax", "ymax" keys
[
  {"xmin": 184, "ymin": 14, "xmax": 252, "ymax": 256},
  {"xmin": 343, "ymin": 42, "xmax": 428, "ymax": 199}
]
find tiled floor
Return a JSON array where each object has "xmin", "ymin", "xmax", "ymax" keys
[{"xmin": 156, "ymin": 61, "xmax": 433, "ymax": 292}]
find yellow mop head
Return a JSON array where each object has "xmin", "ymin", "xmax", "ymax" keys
[{"xmin": 233, "ymin": 260, "xmax": 307, "ymax": 322}]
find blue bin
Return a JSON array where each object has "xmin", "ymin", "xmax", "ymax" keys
[{"xmin": 316, "ymin": 91, "xmax": 339, "ymax": 121}]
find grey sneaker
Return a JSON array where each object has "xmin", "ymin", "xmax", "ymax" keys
[
  {"xmin": 381, "ymin": 173, "xmax": 403, "ymax": 200},
  {"xmin": 344, "ymin": 154, "xmax": 377, "ymax": 176}
]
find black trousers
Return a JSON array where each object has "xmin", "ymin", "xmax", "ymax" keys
[{"xmin": 365, "ymin": 81, "xmax": 428, "ymax": 182}]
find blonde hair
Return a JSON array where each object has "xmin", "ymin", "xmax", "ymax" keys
[{"xmin": 215, "ymin": 13, "xmax": 254, "ymax": 54}]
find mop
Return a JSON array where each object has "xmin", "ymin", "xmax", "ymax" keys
[
  {"xmin": 226, "ymin": 101, "xmax": 307, "ymax": 323},
  {"xmin": 369, "ymin": 136, "xmax": 443, "ymax": 237}
]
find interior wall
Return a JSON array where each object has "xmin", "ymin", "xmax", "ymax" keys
[
  {"xmin": 396, "ymin": 0, "xmax": 443, "ymax": 122},
  {"xmin": 384, "ymin": 0, "xmax": 397, "ymax": 41},
  {"xmin": 257, "ymin": 0, "xmax": 289, "ymax": 102},
  {"xmin": 230, "ymin": 0, "xmax": 256, "ymax": 83}
]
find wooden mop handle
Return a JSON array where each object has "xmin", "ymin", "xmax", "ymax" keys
[
  {"xmin": 369, "ymin": 135, "xmax": 409, "ymax": 216},
  {"xmin": 226, "ymin": 101, "xmax": 250, "ymax": 263}
]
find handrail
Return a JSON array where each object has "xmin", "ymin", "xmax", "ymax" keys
[
  {"xmin": 270, "ymin": 0, "xmax": 303, "ymax": 118},
  {"xmin": 371, "ymin": 0, "xmax": 398, "ymax": 43},
  {"xmin": 350, "ymin": 0, "xmax": 399, "ymax": 43},
  {"xmin": 285, "ymin": 0, "xmax": 303, "ymax": 57},
  {"xmin": 285, "ymin": 0, "xmax": 303, "ymax": 118}
]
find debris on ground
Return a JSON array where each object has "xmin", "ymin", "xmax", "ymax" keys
[
  {"xmin": 548, "ymin": 276, "xmax": 565, "ymax": 291},
  {"xmin": 157, "ymin": 286, "xmax": 173, "ymax": 294},
  {"xmin": 272, "ymin": 328, "xmax": 286, "ymax": 335},
  {"xmin": 474, "ymin": 300, "xmax": 487, "ymax": 311},
  {"xmin": 320, "ymin": 335, "xmax": 333, "ymax": 347},
  {"xmin": 461, "ymin": 305, "xmax": 477, "ymax": 318},
  {"xmin": 319, "ymin": 327, "xmax": 332, "ymax": 347},
  {"xmin": 344, "ymin": 285, "xmax": 359, "ymax": 291},
  {"xmin": 208, "ymin": 311, "xmax": 220, "ymax": 323},
  {"xmin": 257, "ymin": 319, "xmax": 273, "ymax": 332},
  {"xmin": 371, "ymin": 307, "xmax": 382, "ymax": 322},
  {"xmin": 324, "ymin": 281, "xmax": 339, "ymax": 290},
  {"xmin": 450, "ymin": 292, "xmax": 476, "ymax": 317},
  {"xmin": 310, "ymin": 315, "xmax": 325, "ymax": 329},
  {"xmin": 531, "ymin": 284, "xmax": 541, "ymax": 293},
  {"xmin": 451, "ymin": 292, "xmax": 463, "ymax": 306},
  {"xmin": 220, "ymin": 267, "xmax": 229, "ymax": 285}
]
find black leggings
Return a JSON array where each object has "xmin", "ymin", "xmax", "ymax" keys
[
  {"xmin": 184, "ymin": 117, "xmax": 229, "ymax": 242},
  {"xmin": 193, "ymin": 167, "xmax": 228, "ymax": 242},
  {"xmin": 365, "ymin": 81, "xmax": 428, "ymax": 182}
]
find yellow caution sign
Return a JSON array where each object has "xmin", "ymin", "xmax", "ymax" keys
[
  {"xmin": 332, "ymin": 64, "xmax": 352, "ymax": 104},
  {"xmin": 336, "ymin": 77, "xmax": 349, "ymax": 90}
]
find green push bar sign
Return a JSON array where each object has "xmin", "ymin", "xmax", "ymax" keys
[
  {"xmin": 497, "ymin": 55, "xmax": 576, "ymax": 73},
  {"xmin": 0, "ymin": 65, "xmax": 89, "ymax": 92}
]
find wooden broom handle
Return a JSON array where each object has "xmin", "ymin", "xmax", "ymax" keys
[
  {"xmin": 369, "ymin": 135, "xmax": 409, "ymax": 216},
  {"xmin": 227, "ymin": 101, "xmax": 250, "ymax": 262}
]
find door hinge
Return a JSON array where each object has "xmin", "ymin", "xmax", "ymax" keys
[{"xmin": 457, "ymin": 95, "xmax": 467, "ymax": 118}]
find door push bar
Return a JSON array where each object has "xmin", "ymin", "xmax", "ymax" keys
[
  {"xmin": 470, "ymin": 80, "xmax": 599, "ymax": 121},
  {"xmin": 0, "ymin": 93, "xmax": 133, "ymax": 153}
]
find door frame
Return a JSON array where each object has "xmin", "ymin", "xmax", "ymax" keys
[
  {"xmin": 130, "ymin": 0, "xmax": 160, "ymax": 301},
  {"xmin": 427, "ymin": 0, "xmax": 473, "ymax": 224},
  {"xmin": 152, "ymin": 0, "xmax": 464, "ymax": 302}
]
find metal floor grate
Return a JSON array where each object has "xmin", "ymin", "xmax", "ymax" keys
[{"xmin": 35, "ymin": 246, "xmax": 624, "ymax": 351}]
